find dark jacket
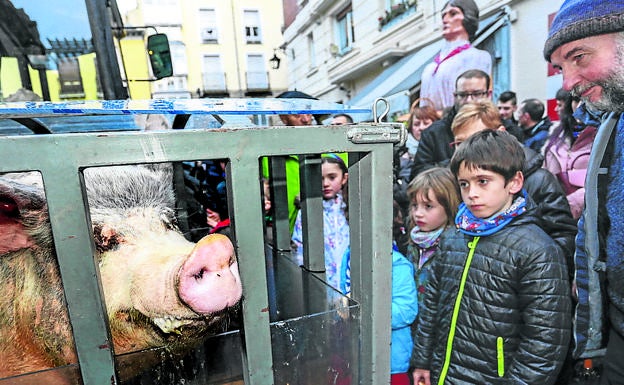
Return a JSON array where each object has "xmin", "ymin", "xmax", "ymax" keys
[
  {"xmin": 523, "ymin": 117, "xmax": 553, "ymax": 153},
  {"xmin": 573, "ymin": 108, "xmax": 622, "ymax": 359},
  {"xmin": 409, "ymin": 110, "xmax": 456, "ymax": 180},
  {"xmin": 411, "ymin": 119, "xmax": 577, "ymax": 266},
  {"xmin": 522, "ymin": 146, "xmax": 577, "ymax": 271},
  {"xmin": 411, "ymin": 205, "xmax": 571, "ymax": 385}
]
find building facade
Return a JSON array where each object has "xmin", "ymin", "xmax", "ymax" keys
[
  {"xmin": 281, "ymin": 0, "xmax": 566, "ymax": 121},
  {"xmin": 121, "ymin": 0, "xmax": 290, "ymax": 99}
]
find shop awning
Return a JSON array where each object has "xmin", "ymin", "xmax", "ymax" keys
[{"xmin": 348, "ymin": 41, "xmax": 443, "ymax": 112}]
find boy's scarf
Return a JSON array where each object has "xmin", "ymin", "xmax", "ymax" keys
[{"xmin": 455, "ymin": 194, "xmax": 527, "ymax": 236}]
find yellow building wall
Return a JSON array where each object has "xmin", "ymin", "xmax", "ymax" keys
[
  {"xmin": 120, "ymin": 38, "xmax": 152, "ymax": 99},
  {"xmin": 28, "ymin": 66, "xmax": 42, "ymax": 97},
  {"xmin": 134, "ymin": 0, "xmax": 288, "ymax": 98},
  {"xmin": 180, "ymin": 0, "xmax": 288, "ymax": 97},
  {"xmin": 1, "ymin": 57, "xmax": 23, "ymax": 98},
  {"xmin": 1, "ymin": 57, "xmax": 64, "ymax": 101},
  {"xmin": 77, "ymin": 53, "xmax": 99, "ymax": 100},
  {"xmin": 47, "ymin": 70, "xmax": 61, "ymax": 101}
]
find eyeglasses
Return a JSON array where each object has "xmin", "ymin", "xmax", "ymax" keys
[{"xmin": 454, "ymin": 90, "xmax": 488, "ymax": 100}]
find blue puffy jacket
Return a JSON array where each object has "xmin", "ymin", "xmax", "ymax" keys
[{"xmin": 391, "ymin": 249, "xmax": 418, "ymax": 374}]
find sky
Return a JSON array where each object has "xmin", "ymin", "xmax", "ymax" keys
[{"xmin": 10, "ymin": 0, "xmax": 92, "ymax": 46}]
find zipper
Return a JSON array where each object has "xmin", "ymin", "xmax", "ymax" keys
[{"xmin": 437, "ymin": 236, "xmax": 480, "ymax": 385}]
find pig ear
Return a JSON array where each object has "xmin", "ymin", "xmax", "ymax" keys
[
  {"xmin": 0, "ymin": 176, "xmax": 49, "ymax": 254},
  {"xmin": 93, "ymin": 223, "xmax": 122, "ymax": 253}
]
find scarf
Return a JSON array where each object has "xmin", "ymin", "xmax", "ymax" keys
[
  {"xmin": 455, "ymin": 194, "xmax": 527, "ymax": 236},
  {"xmin": 433, "ymin": 43, "xmax": 471, "ymax": 74},
  {"xmin": 411, "ymin": 226, "xmax": 445, "ymax": 268}
]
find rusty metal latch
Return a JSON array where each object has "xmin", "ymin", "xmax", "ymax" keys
[{"xmin": 346, "ymin": 97, "xmax": 407, "ymax": 145}]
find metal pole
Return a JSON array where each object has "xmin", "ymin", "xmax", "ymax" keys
[
  {"xmin": 84, "ymin": 0, "xmax": 128, "ymax": 99},
  {"xmin": 38, "ymin": 68, "xmax": 51, "ymax": 101}
]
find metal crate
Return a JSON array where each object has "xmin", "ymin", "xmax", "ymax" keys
[{"xmin": 0, "ymin": 98, "xmax": 403, "ymax": 385}]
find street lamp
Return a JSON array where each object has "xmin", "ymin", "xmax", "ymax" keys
[{"xmin": 269, "ymin": 49, "xmax": 281, "ymax": 70}]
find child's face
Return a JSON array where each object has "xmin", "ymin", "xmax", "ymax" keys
[
  {"xmin": 322, "ymin": 162, "xmax": 348, "ymax": 200},
  {"xmin": 409, "ymin": 190, "xmax": 448, "ymax": 232},
  {"xmin": 457, "ymin": 163, "xmax": 523, "ymax": 219},
  {"xmin": 453, "ymin": 118, "xmax": 489, "ymax": 147}
]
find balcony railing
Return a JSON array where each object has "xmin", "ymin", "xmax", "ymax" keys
[
  {"xmin": 245, "ymin": 71, "xmax": 270, "ymax": 92},
  {"xmin": 202, "ymin": 72, "xmax": 228, "ymax": 95}
]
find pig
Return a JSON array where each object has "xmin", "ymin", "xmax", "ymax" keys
[{"xmin": 0, "ymin": 165, "xmax": 243, "ymax": 380}]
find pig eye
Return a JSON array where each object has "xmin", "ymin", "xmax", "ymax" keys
[{"xmin": 0, "ymin": 197, "xmax": 19, "ymax": 218}]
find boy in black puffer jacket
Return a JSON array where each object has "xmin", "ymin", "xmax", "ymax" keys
[
  {"xmin": 450, "ymin": 100, "xmax": 577, "ymax": 279},
  {"xmin": 411, "ymin": 130, "xmax": 571, "ymax": 385}
]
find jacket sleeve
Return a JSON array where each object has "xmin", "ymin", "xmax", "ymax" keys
[
  {"xmin": 567, "ymin": 187, "xmax": 585, "ymax": 220},
  {"xmin": 526, "ymin": 169, "xmax": 577, "ymax": 274},
  {"xmin": 410, "ymin": 127, "xmax": 441, "ymax": 180},
  {"xmin": 506, "ymin": 242, "xmax": 572, "ymax": 385},
  {"xmin": 410, "ymin": 252, "xmax": 441, "ymax": 369},
  {"xmin": 392, "ymin": 253, "xmax": 418, "ymax": 330}
]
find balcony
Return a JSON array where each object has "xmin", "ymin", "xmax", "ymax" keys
[
  {"xmin": 378, "ymin": 1, "xmax": 417, "ymax": 30},
  {"xmin": 201, "ymin": 72, "xmax": 228, "ymax": 97},
  {"xmin": 245, "ymin": 71, "xmax": 271, "ymax": 96}
]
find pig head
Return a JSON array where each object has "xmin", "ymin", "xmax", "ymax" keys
[{"xmin": 0, "ymin": 165, "xmax": 243, "ymax": 379}]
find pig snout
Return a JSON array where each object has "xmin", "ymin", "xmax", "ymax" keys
[{"xmin": 178, "ymin": 234, "xmax": 242, "ymax": 315}]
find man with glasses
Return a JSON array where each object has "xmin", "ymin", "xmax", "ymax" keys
[
  {"xmin": 410, "ymin": 69, "xmax": 491, "ymax": 180},
  {"xmin": 410, "ymin": 69, "xmax": 524, "ymax": 180}
]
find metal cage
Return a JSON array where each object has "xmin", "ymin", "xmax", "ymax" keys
[{"xmin": 0, "ymin": 98, "xmax": 403, "ymax": 385}]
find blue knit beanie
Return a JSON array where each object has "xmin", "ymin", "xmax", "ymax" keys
[{"xmin": 544, "ymin": 0, "xmax": 624, "ymax": 61}]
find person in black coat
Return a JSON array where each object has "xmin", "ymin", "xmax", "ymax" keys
[
  {"xmin": 449, "ymin": 99, "xmax": 577, "ymax": 271},
  {"xmin": 410, "ymin": 69, "xmax": 523, "ymax": 180},
  {"xmin": 411, "ymin": 130, "xmax": 571, "ymax": 385}
]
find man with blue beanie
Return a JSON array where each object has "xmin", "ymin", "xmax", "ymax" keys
[{"xmin": 545, "ymin": 1, "xmax": 624, "ymax": 384}]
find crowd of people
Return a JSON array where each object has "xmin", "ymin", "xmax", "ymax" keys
[{"xmin": 186, "ymin": 0, "xmax": 623, "ymax": 383}]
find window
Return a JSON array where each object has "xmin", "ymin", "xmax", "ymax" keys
[
  {"xmin": 379, "ymin": 0, "xmax": 415, "ymax": 29},
  {"xmin": 244, "ymin": 10, "xmax": 262, "ymax": 43},
  {"xmin": 246, "ymin": 54, "xmax": 268, "ymax": 90},
  {"xmin": 387, "ymin": 0, "xmax": 407, "ymax": 8},
  {"xmin": 143, "ymin": 0, "xmax": 181, "ymax": 25},
  {"xmin": 199, "ymin": 9, "xmax": 218, "ymax": 43},
  {"xmin": 154, "ymin": 75, "xmax": 187, "ymax": 92},
  {"xmin": 202, "ymin": 55, "xmax": 226, "ymax": 92},
  {"xmin": 169, "ymin": 41, "xmax": 188, "ymax": 75},
  {"xmin": 336, "ymin": 4, "xmax": 354, "ymax": 54},
  {"xmin": 307, "ymin": 32, "xmax": 316, "ymax": 69}
]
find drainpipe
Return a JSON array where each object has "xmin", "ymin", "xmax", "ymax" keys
[{"xmin": 230, "ymin": 0, "xmax": 244, "ymax": 97}]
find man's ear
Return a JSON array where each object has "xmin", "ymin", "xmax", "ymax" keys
[
  {"xmin": 496, "ymin": 125, "xmax": 506, "ymax": 132},
  {"xmin": 278, "ymin": 115, "xmax": 288, "ymax": 124},
  {"xmin": 508, "ymin": 170, "xmax": 524, "ymax": 194}
]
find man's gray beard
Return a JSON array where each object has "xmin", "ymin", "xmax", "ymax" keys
[
  {"xmin": 583, "ymin": 71, "xmax": 624, "ymax": 113},
  {"xmin": 579, "ymin": 39, "xmax": 624, "ymax": 113}
]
